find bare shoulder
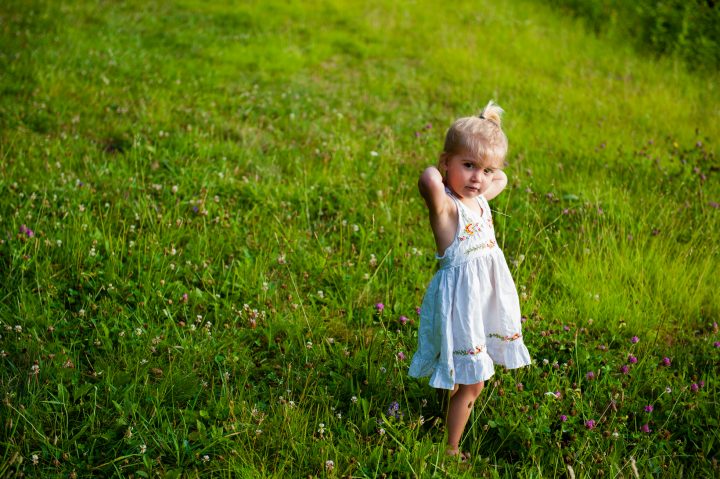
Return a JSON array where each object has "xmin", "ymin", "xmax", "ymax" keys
[{"xmin": 418, "ymin": 168, "xmax": 457, "ymax": 254}]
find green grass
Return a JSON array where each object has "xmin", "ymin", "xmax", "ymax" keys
[{"xmin": 1, "ymin": 0, "xmax": 719, "ymax": 477}]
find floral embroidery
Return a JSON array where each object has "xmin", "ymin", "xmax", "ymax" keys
[
  {"xmin": 453, "ymin": 345, "xmax": 485, "ymax": 356},
  {"xmin": 464, "ymin": 239, "xmax": 497, "ymax": 255},
  {"xmin": 459, "ymin": 222, "xmax": 483, "ymax": 241},
  {"xmin": 488, "ymin": 332, "xmax": 522, "ymax": 342}
]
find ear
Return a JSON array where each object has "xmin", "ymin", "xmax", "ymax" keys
[{"xmin": 439, "ymin": 153, "xmax": 451, "ymax": 174}]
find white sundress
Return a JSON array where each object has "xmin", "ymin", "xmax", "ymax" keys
[{"xmin": 408, "ymin": 187, "xmax": 532, "ymax": 390}]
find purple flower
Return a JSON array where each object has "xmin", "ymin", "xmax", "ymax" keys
[
  {"xmin": 396, "ymin": 351, "xmax": 406, "ymax": 361},
  {"xmin": 699, "ymin": 380, "xmax": 705, "ymax": 388},
  {"xmin": 560, "ymin": 414, "xmax": 568, "ymax": 422},
  {"xmin": 662, "ymin": 357, "xmax": 671, "ymax": 367},
  {"xmin": 586, "ymin": 371, "xmax": 595, "ymax": 380},
  {"xmin": 691, "ymin": 383, "xmax": 699, "ymax": 393},
  {"xmin": 415, "ymin": 306, "xmax": 421, "ymax": 315},
  {"xmin": 631, "ymin": 336, "xmax": 639, "ymax": 344},
  {"xmin": 386, "ymin": 401, "xmax": 402, "ymax": 419},
  {"xmin": 19, "ymin": 225, "xmax": 34, "ymax": 238},
  {"xmin": 375, "ymin": 303, "xmax": 384, "ymax": 312},
  {"xmin": 714, "ymin": 342, "xmax": 720, "ymax": 348},
  {"xmin": 628, "ymin": 354, "xmax": 637, "ymax": 364},
  {"xmin": 644, "ymin": 405, "xmax": 654, "ymax": 413},
  {"xmin": 620, "ymin": 364, "xmax": 629, "ymax": 374},
  {"xmin": 399, "ymin": 315, "xmax": 408, "ymax": 325},
  {"xmin": 641, "ymin": 424, "xmax": 651, "ymax": 433},
  {"xmin": 585, "ymin": 420, "xmax": 596, "ymax": 430},
  {"xmin": 563, "ymin": 325, "xmax": 570, "ymax": 331}
]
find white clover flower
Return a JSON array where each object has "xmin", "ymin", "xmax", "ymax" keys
[
  {"xmin": 31, "ymin": 454, "xmax": 39, "ymax": 465},
  {"xmin": 378, "ymin": 428, "xmax": 385, "ymax": 435},
  {"xmin": 370, "ymin": 151, "xmax": 379, "ymax": 157},
  {"xmin": 325, "ymin": 460, "xmax": 334, "ymax": 472},
  {"xmin": 140, "ymin": 444, "xmax": 147, "ymax": 454},
  {"xmin": 14, "ymin": 325, "xmax": 22, "ymax": 333},
  {"xmin": 317, "ymin": 290, "xmax": 324, "ymax": 299}
]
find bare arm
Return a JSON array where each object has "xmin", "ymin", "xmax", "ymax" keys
[
  {"xmin": 418, "ymin": 166, "xmax": 450, "ymax": 216},
  {"xmin": 482, "ymin": 169, "xmax": 508, "ymax": 201}
]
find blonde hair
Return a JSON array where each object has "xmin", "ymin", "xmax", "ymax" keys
[{"xmin": 441, "ymin": 100, "xmax": 508, "ymax": 168}]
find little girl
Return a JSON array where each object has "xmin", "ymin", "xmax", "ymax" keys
[{"xmin": 408, "ymin": 101, "xmax": 532, "ymax": 461}]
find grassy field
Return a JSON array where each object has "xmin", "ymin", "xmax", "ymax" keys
[{"xmin": 1, "ymin": 0, "xmax": 719, "ymax": 477}]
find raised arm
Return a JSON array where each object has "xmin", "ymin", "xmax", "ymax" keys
[
  {"xmin": 418, "ymin": 166, "xmax": 450, "ymax": 216},
  {"xmin": 482, "ymin": 169, "xmax": 508, "ymax": 201}
]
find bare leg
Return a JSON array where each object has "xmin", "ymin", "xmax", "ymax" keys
[{"xmin": 446, "ymin": 382, "xmax": 484, "ymax": 454}]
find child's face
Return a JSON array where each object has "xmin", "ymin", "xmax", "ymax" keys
[{"xmin": 442, "ymin": 153, "xmax": 498, "ymax": 198}]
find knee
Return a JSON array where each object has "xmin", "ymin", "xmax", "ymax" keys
[{"xmin": 469, "ymin": 381, "xmax": 484, "ymax": 400}]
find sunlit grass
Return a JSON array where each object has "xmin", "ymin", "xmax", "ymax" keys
[{"xmin": 1, "ymin": 0, "xmax": 719, "ymax": 477}]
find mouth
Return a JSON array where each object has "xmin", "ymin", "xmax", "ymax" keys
[{"xmin": 466, "ymin": 186, "xmax": 481, "ymax": 192}]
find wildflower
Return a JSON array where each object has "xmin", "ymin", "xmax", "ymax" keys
[
  {"xmin": 415, "ymin": 306, "xmax": 421, "ymax": 315},
  {"xmin": 306, "ymin": 341, "xmax": 313, "ymax": 349},
  {"xmin": 631, "ymin": 336, "xmax": 639, "ymax": 344},
  {"xmin": 399, "ymin": 315, "xmax": 408, "ymax": 325},
  {"xmin": 181, "ymin": 293, "xmax": 188, "ymax": 303},
  {"xmin": 714, "ymin": 342, "xmax": 720, "ymax": 348},
  {"xmin": 325, "ymin": 460, "xmax": 335, "ymax": 472},
  {"xmin": 255, "ymin": 429, "xmax": 262, "ymax": 435},
  {"xmin": 620, "ymin": 364, "xmax": 629, "ymax": 374},
  {"xmin": 317, "ymin": 290, "xmax": 324, "ymax": 299},
  {"xmin": 318, "ymin": 423, "xmax": 326, "ymax": 436},
  {"xmin": 662, "ymin": 357, "xmax": 671, "ymax": 367},
  {"xmin": 628, "ymin": 354, "xmax": 637, "ymax": 364},
  {"xmin": 641, "ymin": 424, "xmax": 651, "ymax": 433},
  {"xmin": 585, "ymin": 420, "xmax": 596, "ymax": 429},
  {"xmin": 277, "ymin": 254, "xmax": 286, "ymax": 264},
  {"xmin": 369, "ymin": 254, "xmax": 377, "ymax": 267},
  {"xmin": 202, "ymin": 455, "xmax": 209, "ymax": 462},
  {"xmin": 14, "ymin": 325, "xmax": 22, "ymax": 333},
  {"xmin": 542, "ymin": 358, "xmax": 549, "ymax": 365},
  {"xmin": 31, "ymin": 454, "xmax": 39, "ymax": 465},
  {"xmin": 691, "ymin": 383, "xmax": 699, "ymax": 393},
  {"xmin": 29, "ymin": 364, "xmax": 40, "ymax": 376},
  {"xmin": 378, "ymin": 428, "xmax": 385, "ymax": 435},
  {"xmin": 140, "ymin": 444, "xmax": 147, "ymax": 454},
  {"xmin": 665, "ymin": 387, "xmax": 672, "ymax": 394},
  {"xmin": 351, "ymin": 396, "xmax": 358, "ymax": 404},
  {"xmin": 644, "ymin": 405, "xmax": 654, "ymax": 413},
  {"xmin": 560, "ymin": 414, "xmax": 568, "ymax": 422},
  {"xmin": 370, "ymin": 151, "xmax": 379, "ymax": 157},
  {"xmin": 387, "ymin": 401, "xmax": 402, "ymax": 419},
  {"xmin": 586, "ymin": 371, "xmax": 595, "ymax": 380},
  {"xmin": 396, "ymin": 351, "xmax": 406, "ymax": 361},
  {"xmin": 375, "ymin": 303, "xmax": 384, "ymax": 312}
]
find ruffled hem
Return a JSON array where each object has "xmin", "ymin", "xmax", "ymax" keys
[
  {"xmin": 451, "ymin": 351, "xmax": 496, "ymax": 386},
  {"xmin": 408, "ymin": 351, "xmax": 497, "ymax": 390},
  {"xmin": 487, "ymin": 338, "xmax": 532, "ymax": 370},
  {"xmin": 409, "ymin": 342, "xmax": 531, "ymax": 390}
]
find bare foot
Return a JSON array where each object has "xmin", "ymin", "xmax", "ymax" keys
[{"xmin": 445, "ymin": 448, "xmax": 471, "ymax": 462}]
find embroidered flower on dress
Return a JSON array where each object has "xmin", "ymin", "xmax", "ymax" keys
[
  {"xmin": 488, "ymin": 332, "xmax": 522, "ymax": 342},
  {"xmin": 453, "ymin": 345, "xmax": 485, "ymax": 356}
]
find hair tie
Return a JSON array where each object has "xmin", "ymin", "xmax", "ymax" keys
[{"xmin": 479, "ymin": 114, "xmax": 498, "ymax": 127}]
